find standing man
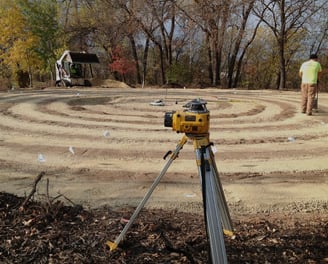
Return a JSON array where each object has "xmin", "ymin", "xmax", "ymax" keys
[{"xmin": 299, "ymin": 54, "xmax": 322, "ymax": 115}]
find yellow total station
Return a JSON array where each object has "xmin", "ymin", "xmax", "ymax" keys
[{"xmin": 164, "ymin": 98, "xmax": 209, "ymax": 134}]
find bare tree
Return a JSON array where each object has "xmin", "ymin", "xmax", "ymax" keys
[
  {"xmin": 114, "ymin": 0, "xmax": 181, "ymax": 85},
  {"xmin": 305, "ymin": 4, "xmax": 328, "ymax": 55},
  {"xmin": 77, "ymin": 0, "xmax": 138, "ymax": 81},
  {"xmin": 253, "ymin": 0, "xmax": 327, "ymax": 89},
  {"xmin": 224, "ymin": 0, "xmax": 259, "ymax": 88},
  {"xmin": 177, "ymin": 0, "xmax": 231, "ymax": 86}
]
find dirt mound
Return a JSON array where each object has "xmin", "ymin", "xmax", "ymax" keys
[
  {"xmin": 91, "ymin": 78, "xmax": 131, "ymax": 88},
  {"xmin": 1, "ymin": 192, "xmax": 327, "ymax": 263}
]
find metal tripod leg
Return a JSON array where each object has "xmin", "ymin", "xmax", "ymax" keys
[
  {"xmin": 193, "ymin": 136, "xmax": 233, "ymax": 264},
  {"xmin": 107, "ymin": 135, "xmax": 188, "ymax": 251},
  {"xmin": 208, "ymin": 145, "xmax": 233, "ymax": 233}
]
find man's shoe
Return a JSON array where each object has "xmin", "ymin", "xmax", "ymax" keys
[{"xmin": 307, "ymin": 112, "xmax": 312, "ymax": 116}]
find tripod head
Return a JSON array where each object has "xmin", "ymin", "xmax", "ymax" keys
[{"xmin": 164, "ymin": 98, "xmax": 209, "ymax": 134}]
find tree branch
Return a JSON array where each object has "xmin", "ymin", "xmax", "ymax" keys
[{"xmin": 19, "ymin": 171, "xmax": 46, "ymax": 211}]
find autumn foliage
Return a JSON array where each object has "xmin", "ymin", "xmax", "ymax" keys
[{"xmin": 109, "ymin": 47, "xmax": 136, "ymax": 82}]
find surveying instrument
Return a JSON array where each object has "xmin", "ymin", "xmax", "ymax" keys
[{"xmin": 107, "ymin": 99, "xmax": 233, "ymax": 263}]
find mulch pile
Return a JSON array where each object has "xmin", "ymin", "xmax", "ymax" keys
[{"xmin": 1, "ymin": 191, "xmax": 327, "ymax": 264}]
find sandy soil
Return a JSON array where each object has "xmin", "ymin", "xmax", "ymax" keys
[{"xmin": 0, "ymin": 86, "xmax": 327, "ymax": 216}]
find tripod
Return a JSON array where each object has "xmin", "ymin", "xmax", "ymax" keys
[
  {"xmin": 313, "ymin": 84, "xmax": 319, "ymax": 112},
  {"xmin": 107, "ymin": 133, "xmax": 233, "ymax": 264}
]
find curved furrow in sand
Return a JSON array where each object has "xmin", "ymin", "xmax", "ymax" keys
[{"xmin": 1, "ymin": 88, "xmax": 328, "ymax": 210}]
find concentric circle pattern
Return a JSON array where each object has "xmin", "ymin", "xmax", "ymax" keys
[{"xmin": 1, "ymin": 88, "xmax": 327, "ymax": 212}]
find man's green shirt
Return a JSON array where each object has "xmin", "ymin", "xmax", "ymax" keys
[{"xmin": 300, "ymin": 60, "xmax": 322, "ymax": 84}]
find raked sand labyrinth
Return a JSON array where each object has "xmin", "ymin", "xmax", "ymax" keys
[{"xmin": 1, "ymin": 87, "xmax": 327, "ymax": 213}]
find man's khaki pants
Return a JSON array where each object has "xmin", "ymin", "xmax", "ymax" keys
[{"xmin": 301, "ymin": 83, "xmax": 317, "ymax": 114}]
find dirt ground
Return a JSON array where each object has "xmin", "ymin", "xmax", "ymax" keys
[{"xmin": 1, "ymin": 85, "xmax": 328, "ymax": 263}]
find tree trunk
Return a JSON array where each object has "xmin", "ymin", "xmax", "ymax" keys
[
  {"xmin": 206, "ymin": 34, "xmax": 213, "ymax": 85},
  {"xmin": 156, "ymin": 44, "xmax": 166, "ymax": 85},
  {"xmin": 233, "ymin": 52, "xmax": 245, "ymax": 88},
  {"xmin": 278, "ymin": 0, "xmax": 286, "ymax": 89},
  {"xmin": 279, "ymin": 54, "xmax": 286, "ymax": 89},
  {"xmin": 129, "ymin": 34, "xmax": 142, "ymax": 84},
  {"xmin": 142, "ymin": 38, "xmax": 150, "ymax": 88},
  {"xmin": 211, "ymin": 31, "xmax": 220, "ymax": 86},
  {"xmin": 214, "ymin": 45, "xmax": 220, "ymax": 86},
  {"xmin": 227, "ymin": 1, "xmax": 255, "ymax": 88}
]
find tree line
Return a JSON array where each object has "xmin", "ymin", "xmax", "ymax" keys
[{"xmin": 1, "ymin": 0, "xmax": 328, "ymax": 90}]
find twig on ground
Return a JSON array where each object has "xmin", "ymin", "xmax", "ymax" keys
[
  {"xmin": 160, "ymin": 231, "xmax": 196, "ymax": 264},
  {"xmin": 51, "ymin": 194, "xmax": 63, "ymax": 203},
  {"xmin": 19, "ymin": 171, "xmax": 46, "ymax": 211},
  {"xmin": 46, "ymin": 178, "xmax": 51, "ymax": 205},
  {"xmin": 58, "ymin": 192, "xmax": 77, "ymax": 206}
]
